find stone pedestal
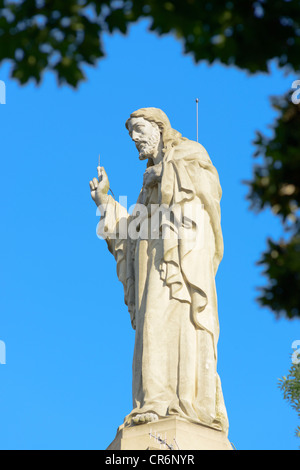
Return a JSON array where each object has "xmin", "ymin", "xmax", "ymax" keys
[{"xmin": 107, "ymin": 417, "xmax": 233, "ymax": 450}]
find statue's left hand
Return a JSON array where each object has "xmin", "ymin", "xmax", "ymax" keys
[{"xmin": 143, "ymin": 163, "xmax": 162, "ymax": 188}]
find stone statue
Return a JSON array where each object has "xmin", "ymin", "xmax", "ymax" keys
[{"xmin": 89, "ymin": 108, "xmax": 229, "ymax": 435}]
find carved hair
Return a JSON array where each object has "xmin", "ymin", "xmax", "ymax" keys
[{"xmin": 126, "ymin": 107, "xmax": 187, "ymax": 155}]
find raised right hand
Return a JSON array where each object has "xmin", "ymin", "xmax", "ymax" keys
[{"xmin": 89, "ymin": 166, "xmax": 110, "ymax": 207}]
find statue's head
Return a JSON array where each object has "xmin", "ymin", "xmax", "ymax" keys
[
  {"xmin": 126, "ymin": 115, "xmax": 161, "ymax": 161},
  {"xmin": 126, "ymin": 107, "xmax": 185, "ymax": 161}
]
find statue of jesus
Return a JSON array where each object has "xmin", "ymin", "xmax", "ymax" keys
[{"xmin": 89, "ymin": 108, "xmax": 229, "ymax": 434}]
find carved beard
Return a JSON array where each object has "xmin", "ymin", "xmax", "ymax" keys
[{"xmin": 137, "ymin": 127, "xmax": 161, "ymax": 160}]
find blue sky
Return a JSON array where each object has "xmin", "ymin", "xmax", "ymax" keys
[{"xmin": 0, "ymin": 19, "xmax": 299, "ymax": 450}]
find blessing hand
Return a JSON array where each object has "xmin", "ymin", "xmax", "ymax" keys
[{"xmin": 89, "ymin": 166, "xmax": 110, "ymax": 207}]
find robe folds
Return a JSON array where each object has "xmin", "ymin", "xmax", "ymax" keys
[{"xmin": 98, "ymin": 139, "xmax": 229, "ymax": 433}]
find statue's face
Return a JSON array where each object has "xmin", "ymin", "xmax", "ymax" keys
[{"xmin": 127, "ymin": 117, "xmax": 161, "ymax": 160}]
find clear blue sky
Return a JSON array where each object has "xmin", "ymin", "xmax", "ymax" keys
[{"xmin": 0, "ymin": 19, "xmax": 299, "ymax": 450}]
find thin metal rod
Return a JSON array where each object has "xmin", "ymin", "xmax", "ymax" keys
[
  {"xmin": 98, "ymin": 152, "xmax": 115, "ymax": 199},
  {"xmin": 196, "ymin": 98, "xmax": 199, "ymax": 142}
]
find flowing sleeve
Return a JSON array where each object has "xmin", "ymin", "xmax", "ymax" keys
[{"xmin": 97, "ymin": 195, "xmax": 136, "ymax": 329}]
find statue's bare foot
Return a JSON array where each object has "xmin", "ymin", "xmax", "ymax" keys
[{"xmin": 131, "ymin": 413, "xmax": 159, "ymax": 425}]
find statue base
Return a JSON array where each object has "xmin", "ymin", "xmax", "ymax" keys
[{"xmin": 107, "ymin": 416, "xmax": 233, "ymax": 450}]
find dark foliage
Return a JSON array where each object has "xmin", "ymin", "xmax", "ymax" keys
[
  {"xmin": 246, "ymin": 95, "xmax": 300, "ymax": 319},
  {"xmin": 1, "ymin": 0, "xmax": 300, "ymax": 86}
]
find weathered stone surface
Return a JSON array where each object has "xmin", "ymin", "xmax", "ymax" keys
[{"xmin": 107, "ymin": 417, "xmax": 233, "ymax": 451}]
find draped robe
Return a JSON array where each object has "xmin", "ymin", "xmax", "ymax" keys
[{"xmin": 98, "ymin": 139, "xmax": 229, "ymax": 433}]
